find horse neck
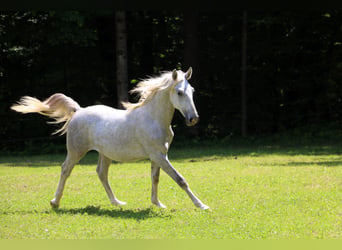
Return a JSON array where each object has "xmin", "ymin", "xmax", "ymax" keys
[{"xmin": 144, "ymin": 88, "xmax": 175, "ymax": 128}]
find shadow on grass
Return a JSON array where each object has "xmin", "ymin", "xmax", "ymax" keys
[
  {"xmin": 52, "ymin": 205, "xmax": 172, "ymax": 220},
  {"xmin": 0, "ymin": 151, "xmax": 99, "ymax": 167},
  {"xmin": 265, "ymin": 160, "xmax": 342, "ymax": 167}
]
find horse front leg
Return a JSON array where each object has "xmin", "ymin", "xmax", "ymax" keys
[
  {"xmin": 151, "ymin": 162, "xmax": 166, "ymax": 208},
  {"xmin": 150, "ymin": 153, "xmax": 209, "ymax": 210},
  {"xmin": 97, "ymin": 154, "xmax": 126, "ymax": 206}
]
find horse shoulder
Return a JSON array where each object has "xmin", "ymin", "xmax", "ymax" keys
[
  {"xmin": 134, "ymin": 116, "xmax": 169, "ymax": 155},
  {"xmin": 141, "ymin": 120, "xmax": 166, "ymax": 140}
]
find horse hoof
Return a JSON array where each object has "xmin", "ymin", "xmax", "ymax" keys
[
  {"xmin": 112, "ymin": 200, "xmax": 126, "ymax": 206},
  {"xmin": 153, "ymin": 201, "xmax": 167, "ymax": 208},
  {"xmin": 197, "ymin": 203, "xmax": 210, "ymax": 210},
  {"xmin": 50, "ymin": 199, "xmax": 59, "ymax": 208}
]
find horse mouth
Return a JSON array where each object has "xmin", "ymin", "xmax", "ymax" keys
[{"xmin": 186, "ymin": 116, "xmax": 199, "ymax": 127}]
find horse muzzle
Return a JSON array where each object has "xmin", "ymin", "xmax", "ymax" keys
[{"xmin": 185, "ymin": 115, "xmax": 199, "ymax": 127}]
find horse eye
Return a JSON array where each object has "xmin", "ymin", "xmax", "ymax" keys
[{"xmin": 177, "ymin": 90, "xmax": 184, "ymax": 96}]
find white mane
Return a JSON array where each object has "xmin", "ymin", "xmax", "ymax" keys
[{"xmin": 122, "ymin": 71, "xmax": 177, "ymax": 111}]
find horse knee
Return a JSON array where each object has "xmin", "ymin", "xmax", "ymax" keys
[
  {"xmin": 152, "ymin": 175, "xmax": 160, "ymax": 185},
  {"xmin": 96, "ymin": 165, "xmax": 101, "ymax": 175},
  {"xmin": 96, "ymin": 167, "xmax": 105, "ymax": 181},
  {"xmin": 97, "ymin": 165, "xmax": 109, "ymax": 183}
]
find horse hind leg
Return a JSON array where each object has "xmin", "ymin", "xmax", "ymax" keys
[
  {"xmin": 50, "ymin": 152, "xmax": 81, "ymax": 208},
  {"xmin": 96, "ymin": 154, "xmax": 126, "ymax": 206}
]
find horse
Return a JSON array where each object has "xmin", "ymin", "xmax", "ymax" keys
[{"xmin": 11, "ymin": 67, "xmax": 210, "ymax": 210}]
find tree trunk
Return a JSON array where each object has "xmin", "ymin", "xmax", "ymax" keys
[
  {"xmin": 184, "ymin": 11, "xmax": 200, "ymax": 137},
  {"xmin": 184, "ymin": 11, "xmax": 200, "ymax": 73},
  {"xmin": 115, "ymin": 11, "xmax": 128, "ymax": 108},
  {"xmin": 241, "ymin": 10, "xmax": 248, "ymax": 137}
]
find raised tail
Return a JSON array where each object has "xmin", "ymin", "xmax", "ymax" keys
[{"xmin": 11, "ymin": 93, "xmax": 81, "ymax": 135}]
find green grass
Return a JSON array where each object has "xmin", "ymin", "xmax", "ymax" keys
[{"xmin": 1, "ymin": 143, "xmax": 342, "ymax": 239}]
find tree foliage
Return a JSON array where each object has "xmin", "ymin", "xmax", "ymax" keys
[{"xmin": 1, "ymin": 11, "xmax": 342, "ymax": 150}]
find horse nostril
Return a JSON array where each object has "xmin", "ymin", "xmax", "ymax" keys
[{"xmin": 190, "ymin": 116, "xmax": 199, "ymax": 125}]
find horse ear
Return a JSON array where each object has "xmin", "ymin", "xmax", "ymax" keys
[
  {"xmin": 172, "ymin": 69, "xmax": 178, "ymax": 80},
  {"xmin": 185, "ymin": 67, "xmax": 193, "ymax": 80}
]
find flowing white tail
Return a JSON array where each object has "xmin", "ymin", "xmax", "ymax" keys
[{"xmin": 11, "ymin": 93, "xmax": 81, "ymax": 135}]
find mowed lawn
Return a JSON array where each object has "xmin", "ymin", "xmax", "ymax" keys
[{"xmin": 1, "ymin": 144, "xmax": 342, "ymax": 239}]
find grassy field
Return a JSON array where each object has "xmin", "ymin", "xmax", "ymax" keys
[{"xmin": 1, "ymin": 141, "xmax": 342, "ymax": 239}]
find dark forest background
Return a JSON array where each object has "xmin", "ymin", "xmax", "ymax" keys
[{"xmin": 1, "ymin": 11, "xmax": 342, "ymax": 152}]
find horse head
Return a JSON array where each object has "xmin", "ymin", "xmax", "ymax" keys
[{"xmin": 170, "ymin": 67, "xmax": 199, "ymax": 127}]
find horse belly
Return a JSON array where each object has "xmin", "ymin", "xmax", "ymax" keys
[
  {"xmin": 92, "ymin": 124, "xmax": 148, "ymax": 162},
  {"xmin": 100, "ymin": 141, "xmax": 148, "ymax": 162}
]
